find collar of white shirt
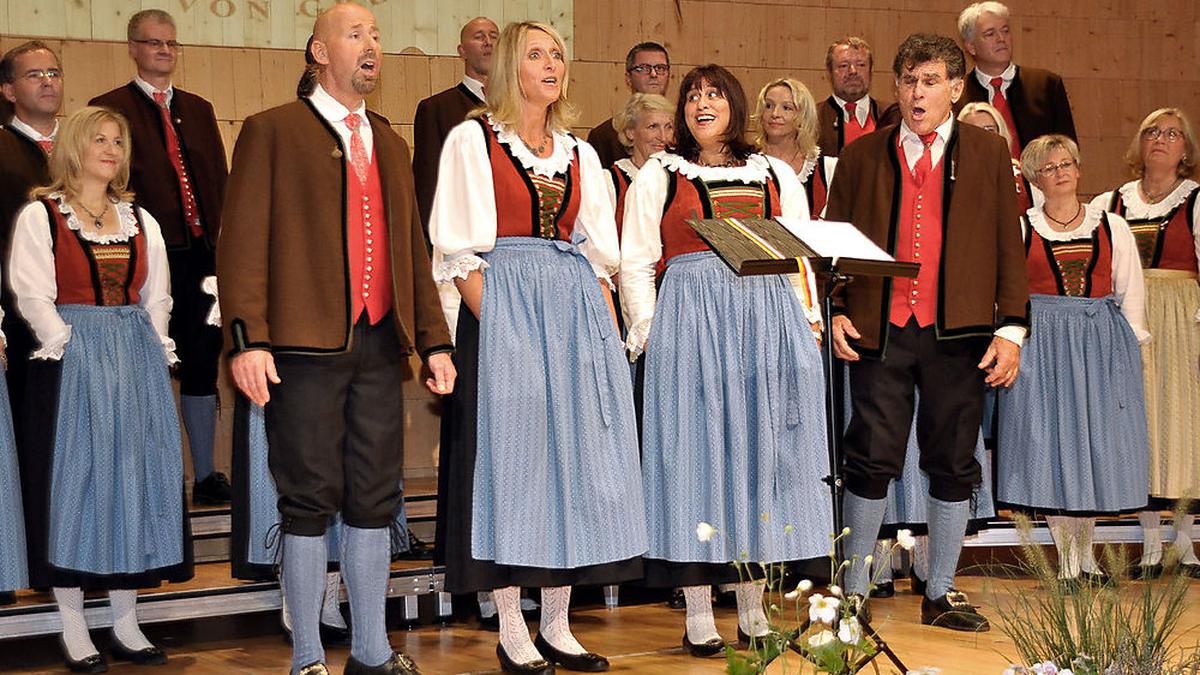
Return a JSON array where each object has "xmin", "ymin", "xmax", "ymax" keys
[
  {"xmin": 309, "ymin": 83, "xmax": 368, "ymax": 127},
  {"xmin": 134, "ymin": 76, "xmax": 174, "ymax": 107},
  {"xmin": 832, "ymin": 93, "xmax": 871, "ymax": 127},
  {"xmin": 6, "ymin": 115, "xmax": 57, "ymax": 142},
  {"xmin": 461, "ymin": 75, "xmax": 485, "ymax": 102},
  {"xmin": 898, "ymin": 114, "xmax": 955, "ymax": 171},
  {"xmin": 974, "ymin": 62, "xmax": 1017, "ymax": 94}
]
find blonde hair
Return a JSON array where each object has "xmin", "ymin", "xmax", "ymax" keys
[
  {"xmin": 613, "ymin": 93, "xmax": 674, "ymax": 150},
  {"xmin": 30, "ymin": 106, "xmax": 135, "ymax": 203},
  {"xmin": 957, "ymin": 102, "xmax": 1013, "ymax": 150},
  {"xmin": 1125, "ymin": 107, "xmax": 1197, "ymax": 180},
  {"xmin": 473, "ymin": 21, "xmax": 577, "ymax": 132},
  {"xmin": 1019, "ymin": 134, "xmax": 1080, "ymax": 183},
  {"xmin": 751, "ymin": 78, "xmax": 818, "ymax": 157}
]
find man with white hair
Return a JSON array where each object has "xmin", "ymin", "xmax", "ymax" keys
[{"xmin": 956, "ymin": 1, "xmax": 1076, "ymax": 159}]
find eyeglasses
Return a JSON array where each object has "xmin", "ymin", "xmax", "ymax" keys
[
  {"xmin": 628, "ymin": 64, "xmax": 670, "ymax": 75},
  {"xmin": 131, "ymin": 39, "xmax": 182, "ymax": 50},
  {"xmin": 1141, "ymin": 127, "xmax": 1183, "ymax": 143},
  {"xmin": 1035, "ymin": 159, "xmax": 1077, "ymax": 178},
  {"xmin": 21, "ymin": 69, "xmax": 63, "ymax": 82}
]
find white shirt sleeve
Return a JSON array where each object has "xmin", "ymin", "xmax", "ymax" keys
[
  {"xmin": 619, "ymin": 157, "xmax": 668, "ymax": 355},
  {"xmin": 572, "ymin": 140, "xmax": 620, "ymax": 285},
  {"xmin": 428, "ymin": 120, "xmax": 497, "ymax": 283},
  {"xmin": 1193, "ymin": 196, "xmax": 1200, "ymax": 298},
  {"xmin": 137, "ymin": 207, "xmax": 179, "ymax": 364},
  {"xmin": 8, "ymin": 202, "xmax": 71, "ymax": 360},
  {"xmin": 767, "ymin": 155, "xmax": 823, "ymax": 326},
  {"xmin": 1107, "ymin": 213, "xmax": 1150, "ymax": 343}
]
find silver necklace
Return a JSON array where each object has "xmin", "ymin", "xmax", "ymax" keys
[{"xmin": 76, "ymin": 200, "xmax": 110, "ymax": 230}]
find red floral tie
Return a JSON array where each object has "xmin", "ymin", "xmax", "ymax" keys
[
  {"xmin": 36, "ymin": 139, "xmax": 53, "ymax": 155},
  {"xmin": 343, "ymin": 113, "xmax": 368, "ymax": 186}
]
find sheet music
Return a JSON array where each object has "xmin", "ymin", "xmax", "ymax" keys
[{"xmin": 775, "ymin": 217, "xmax": 895, "ymax": 263}]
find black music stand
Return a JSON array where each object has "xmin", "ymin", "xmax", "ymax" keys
[{"xmin": 688, "ymin": 216, "xmax": 917, "ymax": 673}]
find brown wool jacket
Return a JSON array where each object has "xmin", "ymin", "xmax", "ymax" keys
[
  {"xmin": 816, "ymin": 95, "xmax": 900, "ymax": 158},
  {"xmin": 217, "ymin": 99, "xmax": 452, "ymax": 359},
  {"xmin": 412, "ymin": 83, "xmax": 484, "ymax": 237},
  {"xmin": 958, "ymin": 65, "xmax": 1077, "ymax": 146},
  {"xmin": 824, "ymin": 121, "xmax": 1030, "ymax": 358}
]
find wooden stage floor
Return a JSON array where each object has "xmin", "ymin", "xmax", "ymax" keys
[{"xmin": 6, "ymin": 573, "xmax": 1200, "ymax": 674}]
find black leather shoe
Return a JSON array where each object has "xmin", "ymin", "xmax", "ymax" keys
[
  {"xmin": 681, "ymin": 631, "xmax": 725, "ymax": 658},
  {"xmin": 1180, "ymin": 563, "xmax": 1200, "ymax": 579},
  {"xmin": 909, "ymin": 571, "xmax": 927, "ymax": 596},
  {"xmin": 192, "ymin": 472, "xmax": 231, "ymax": 505},
  {"xmin": 869, "ymin": 581, "xmax": 895, "ymax": 598},
  {"xmin": 845, "ymin": 592, "xmax": 871, "ymax": 624},
  {"xmin": 345, "ymin": 651, "xmax": 421, "ymax": 675},
  {"xmin": 319, "ymin": 622, "xmax": 350, "ymax": 646},
  {"xmin": 60, "ymin": 637, "xmax": 108, "ymax": 673},
  {"xmin": 736, "ymin": 626, "xmax": 772, "ymax": 648},
  {"xmin": 0, "ymin": 591, "xmax": 15, "ymax": 605},
  {"xmin": 109, "ymin": 634, "xmax": 167, "ymax": 666},
  {"xmin": 296, "ymin": 662, "xmax": 329, "ymax": 675},
  {"xmin": 496, "ymin": 643, "xmax": 555, "ymax": 674},
  {"xmin": 667, "ymin": 588, "xmax": 686, "ymax": 609},
  {"xmin": 1131, "ymin": 563, "xmax": 1163, "ymax": 580},
  {"xmin": 920, "ymin": 590, "xmax": 990, "ymax": 632},
  {"xmin": 395, "ymin": 529, "xmax": 433, "ymax": 561},
  {"xmin": 534, "ymin": 633, "xmax": 608, "ymax": 672}
]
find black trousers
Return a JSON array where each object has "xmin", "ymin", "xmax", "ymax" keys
[
  {"xmin": 844, "ymin": 320, "xmax": 989, "ymax": 502},
  {"xmin": 265, "ymin": 314, "xmax": 406, "ymax": 536},
  {"xmin": 166, "ymin": 239, "xmax": 222, "ymax": 396}
]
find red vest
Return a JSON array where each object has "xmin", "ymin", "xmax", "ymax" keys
[
  {"xmin": 607, "ymin": 164, "xmax": 633, "ymax": 237},
  {"xmin": 44, "ymin": 198, "xmax": 147, "ymax": 307},
  {"xmin": 843, "ymin": 105, "xmax": 877, "ymax": 147},
  {"xmin": 481, "ymin": 119, "xmax": 582, "ymax": 241},
  {"xmin": 889, "ymin": 146, "xmax": 945, "ymax": 328},
  {"xmin": 1024, "ymin": 214, "xmax": 1114, "ymax": 297},
  {"xmin": 346, "ymin": 154, "xmax": 392, "ymax": 325},
  {"xmin": 659, "ymin": 165, "xmax": 783, "ymax": 264},
  {"xmin": 1109, "ymin": 186, "xmax": 1199, "ymax": 273}
]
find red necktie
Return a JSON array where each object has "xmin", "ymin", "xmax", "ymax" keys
[
  {"xmin": 152, "ymin": 91, "xmax": 203, "ymax": 239},
  {"xmin": 36, "ymin": 139, "xmax": 53, "ymax": 155},
  {"xmin": 913, "ymin": 132, "xmax": 938, "ymax": 186},
  {"xmin": 990, "ymin": 77, "xmax": 1022, "ymax": 159},
  {"xmin": 845, "ymin": 101, "xmax": 859, "ymax": 129},
  {"xmin": 344, "ymin": 113, "xmax": 368, "ymax": 186}
]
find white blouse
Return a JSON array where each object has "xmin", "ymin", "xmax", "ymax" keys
[
  {"xmin": 428, "ymin": 115, "xmax": 620, "ymax": 286},
  {"xmin": 1024, "ymin": 203, "xmax": 1150, "ymax": 343},
  {"xmin": 1089, "ymin": 179, "xmax": 1200, "ymax": 267},
  {"xmin": 605, "ymin": 157, "xmax": 639, "ymax": 212},
  {"xmin": 619, "ymin": 151, "xmax": 820, "ymax": 354},
  {"xmin": 8, "ymin": 194, "xmax": 177, "ymax": 362}
]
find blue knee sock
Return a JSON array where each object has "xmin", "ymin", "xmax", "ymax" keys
[
  {"xmin": 843, "ymin": 493, "xmax": 887, "ymax": 596},
  {"xmin": 283, "ymin": 533, "xmax": 327, "ymax": 672},
  {"xmin": 180, "ymin": 394, "xmax": 217, "ymax": 481},
  {"xmin": 925, "ymin": 495, "xmax": 969, "ymax": 600},
  {"xmin": 342, "ymin": 525, "xmax": 392, "ymax": 666}
]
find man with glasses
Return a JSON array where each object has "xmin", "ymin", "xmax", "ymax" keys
[
  {"xmin": 956, "ymin": 1, "xmax": 1077, "ymax": 159},
  {"xmin": 817, "ymin": 36, "xmax": 900, "ymax": 157},
  {"xmin": 91, "ymin": 9, "xmax": 231, "ymax": 507},
  {"xmin": 588, "ymin": 42, "xmax": 671, "ymax": 167}
]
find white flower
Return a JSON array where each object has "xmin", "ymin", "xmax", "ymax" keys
[
  {"xmin": 1002, "ymin": 668, "xmax": 1023, "ymax": 675},
  {"xmin": 896, "ymin": 529, "xmax": 917, "ymax": 551},
  {"xmin": 696, "ymin": 522, "xmax": 716, "ymax": 542},
  {"xmin": 808, "ymin": 593, "xmax": 840, "ymax": 624},
  {"xmin": 1059, "ymin": 671, "xmax": 1073, "ymax": 675},
  {"xmin": 837, "ymin": 616, "xmax": 862, "ymax": 644},
  {"xmin": 906, "ymin": 669, "xmax": 941, "ymax": 675},
  {"xmin": 1031, "ymin": 663, "xmax": 1059, "ymax": 675},
  {"xmin": 807, "ymin": 629, "xmax": 836, "ymax": 648},
  {"xmin": 828, "ymin": 584, "xmax": 843, "ymax": 598},
  {"xmin": 863, "ymin": 555, "xmax": 874, "ymax": 566},
  {"xmin": 785, "ymin": 589, "xmax": 801, "ymax": 600},
  {"xmin": 841, "ymin": 526, "xmax": 852, "ymax": 535},
  {"xmin": 797, "ymin": 579, "xmax": 813, "ymax": 593}
]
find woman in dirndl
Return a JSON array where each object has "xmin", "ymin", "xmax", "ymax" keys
[
  {"xmin": 9, "ymin": 106, "xmax": 192, "ymax": 671},
  {"xmin": 1090, "ymin": 108, "xmax": 1200, "ymax": 580},
  {"xmin": 429, "ymin": 21, "xmax": 646, "ymax": 675},
  {"xmin": 0, "ymin": 311, "xmax": 26, "ymax": 605},
  {"xmin": 752, "ymin": 77, "xmax": 836, "ymax": 219},
  {"xmin": 621, "ymin": 64, "xmax": 831, "ymax": 656},
  {"xmin": 997, "ymin": 134, "xmax": 1151, "ymax": 589}
]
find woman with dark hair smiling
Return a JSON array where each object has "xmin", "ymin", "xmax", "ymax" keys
[{"xmin": 621, "ymin": 64, "xmax": 830, "ymax": 656}]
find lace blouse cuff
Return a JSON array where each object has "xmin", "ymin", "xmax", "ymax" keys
[
  {"xmin": 434, "ymin": 254, "xmax": 489, "ymax": 284},
  {"xmin": 31, "ymin": 326, "xmax": 71, "ymax": 361},
  {"xmin": 161, "ymin": 336, "xmax": 180, "ymax": 366},
  {"xmin": 592, "ymin": 263, "xmax": 615, "ymax": 291},
  {"xmin": 624, "ymin": 319, "xmax": 653, "ymax": 357}
]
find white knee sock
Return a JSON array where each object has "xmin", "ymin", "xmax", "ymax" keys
[
  {"xmin": 1174, "ymin": 514, "xmax": 1199, "ymax": 565},
  {"xmin": 1138, "ymin": 511, "xmax": 1163, "ymax": 566},
  {"xmin": 495, "ymin": 586, "xmax": 540, "ymax": 664},
  {"xmin": 321, "ymin": 571, "xmax": 347, "ymax": 629},
  {"xmin": 54, "ymin": 587, "xmax": 98, "ymax": 661},
  {"xmin": 682, "ymin": 585, "xmax": 720, "ymax": 644},
  {"xmin": 734, "ymin": 581, "xmax": 769, "ymax": 638},
  {"xmin": 539, "ymin": 586, "xmax": 586, "ymax": 655},
  {"xmin": 1078, "ymin": 518, "xmax": 1101, "ymax": 574},
  {"xmin": 1046, "ymin": 516, "xmax": 1080, "ymax": 579},
  {"xmin": 109, "ymin": 589, "xmax": 154, "ymax": 651}
]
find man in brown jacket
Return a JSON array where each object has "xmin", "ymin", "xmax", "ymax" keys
[
  {"xmin": 816, "ymin": 36, "xmax": 899, "ymax": 158},
  {"xmin": 826, "ymin": 33, "xmax": 1028, "ymax": 632},
  {"xmin": 91, "ymin": 9, "xmax": 232, "ymax": 506},
  {"xmin": 218, "ymin": 5, "xmax": 454, "ymax": 674}
]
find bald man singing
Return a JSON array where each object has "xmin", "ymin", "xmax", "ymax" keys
[{"xmin": 218, "ymin": 5, "xmax": 454, "ymax": 674}]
